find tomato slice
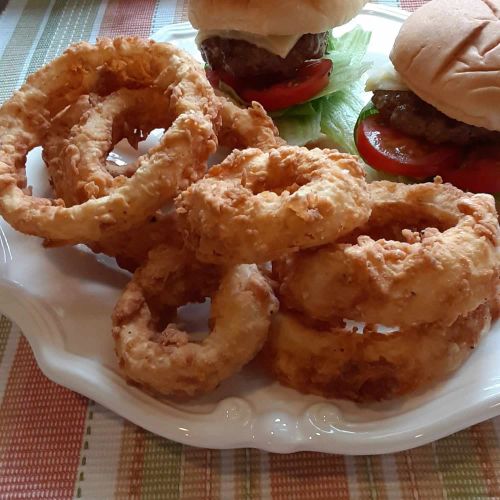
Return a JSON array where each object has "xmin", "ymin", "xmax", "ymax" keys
[
  {"xmin": 238, "ymin": 59, "xmax": 332, "ymax": 112},
  {"xmin": 355, "ymin": 114, "xmax": 464, "ymax": 178},
  {"xmin": 441, "ymin": 144, "xmax": 500, "ymax": 194}
]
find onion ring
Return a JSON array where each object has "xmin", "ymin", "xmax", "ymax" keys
[
  {"xmin": 176, "ymin": 146, "xmax": 371, "ymax": 264},
  {"xmin": 43, "ymin": 87, "xmax": 173, "ymax": 207},
  {"xmin": 112, "ymin": 244, "xmax": 278, "ymax": 398},
  {"xmin": 0, "ymin": 37, "xmax": 219, "ymax": 244},
  {"xmin": 87, "ymin": 209, "xmax": 179, "ymax": 272},
  {"xmin": 43, "ymin": 95, "xmax": 94, "ymax": 203},
  {"xmin": 276, "ymin": 180, "xmax": 499, "ymax": 328},
  {"xmin": 260, "ymin": 304, "xmax": 492, "ymax": 402}
]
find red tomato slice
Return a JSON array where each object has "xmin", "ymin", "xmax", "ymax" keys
[
  {"xmin": 296, "ymin": 59, "xmax": 333, "ymax": 78},
  {"xmin": 441, "ymin": 144, "xmax": 500, "ymax": 194},
  {"xmin": 239, "ymin": 59, "xmax": 332, "ymax": 112},
  {"xmin": 355, "ymin": 114, "xmax": 464, "ymax": 178}
]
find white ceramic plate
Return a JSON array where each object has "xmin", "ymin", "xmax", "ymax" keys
[{"xmin": 1, "ymin": 4, "xmax": 499, "ymax": 455}]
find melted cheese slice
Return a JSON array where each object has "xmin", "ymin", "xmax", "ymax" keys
[
  {"xmin": 365, "ymin": 65, "xmax": 409, "ymax": 91},
  {"xmin": 196, "ymin": 30, "xmax": 302, "ymax": 58}
]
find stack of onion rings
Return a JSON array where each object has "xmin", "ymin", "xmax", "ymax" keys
[
  {"xmin": 276, "ymin": 181, "xmax": 499, "ymax": 328},
  {"xmin": 90, "ymin": 98, "xmax": 284, "ymax": 270},
  {"xmin": 38, "ymin": 65, "xmax": 283, "ymax": 269},
  {"xmin": 0, "ymin": 36, "xmax": 497, "ymax": 404},
  {"xmin": 263, "ymin": 180, "xmax": 499, "ymax": 401}
]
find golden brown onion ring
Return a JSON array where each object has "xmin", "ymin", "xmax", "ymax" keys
[
  {"xmin": 0, "ymin": 37, "xmax": 219, "ymax": 244},
  {"xmin": 260, "ymin": 304, "xmax": 491, "ymax": 402},
  {"xmin": 43, "ymin": 87, "xmax": 173, "ymax": 206},
  {"xmin": 276, "ymin": 181, "xmax": 499, "ymax": 328},
  {"xmin": 87, "ymin": 210, "xmax": 180, "ymax": 272},
  {"xmin": 43, "ymin": 95, "xmax": 94, "ymax": 204},
  {"xmin": 176, "ymin": 146, "xmax": 371, "ymax": 264},
  {"xmin": 112, "ymin": 244, "xmax": 278, "ymax": 398}
]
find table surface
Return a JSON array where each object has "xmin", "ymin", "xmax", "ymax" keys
[{"xmin": 1, "ymin": 0, "xmax": 500, "ymax": 498}]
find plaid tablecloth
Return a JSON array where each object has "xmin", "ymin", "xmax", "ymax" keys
[{"xmin": 1, "ymin": 1, "xmax": 499, "ymax": 498}]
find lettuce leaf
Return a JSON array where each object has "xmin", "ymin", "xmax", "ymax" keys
[
  {"xmin": 273, "ymin": 26, "xmax": 372, "ymax": 152},
  {"xmin": 273, "ymin": 103, "xmax": 322, "ymax": 146},
  {"xmin": 318, "ymin": 83, "xmax": 365, "ymax": 153},
  {"xmin": 274, "ymin": 83, "xmax": 366, "ymax": 154},
  {"xmin": 315, "ymin": 27, "xmax": 372, "ymax": 99}
]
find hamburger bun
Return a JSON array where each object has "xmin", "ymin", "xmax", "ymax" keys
[
  {"xmin": 188, "ymin": 0, "xmax": 368, "ymax": 36},
  {"xmin": 390, "ymin": 0, "xmax": 500, "ymax": 132}
]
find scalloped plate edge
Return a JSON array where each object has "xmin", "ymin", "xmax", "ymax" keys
[{"xmin": 2, "ymin": 279, "xmax": 500, "ymax": 454}]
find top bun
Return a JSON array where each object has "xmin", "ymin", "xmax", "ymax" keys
[
  {"xmin": 390, "ymin": 0, "xmax": 500, "ymax": 132},
  {"xmin": 188, "ymin": 0, "xmax": 368, "ymax": 36}
]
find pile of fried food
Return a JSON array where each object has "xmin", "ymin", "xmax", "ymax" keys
[{"xmin": 0, "ymin": 38, "xmax": 498, "ymax": 403}]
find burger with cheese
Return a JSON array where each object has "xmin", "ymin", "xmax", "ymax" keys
[
  {"xmin": 355, "ymin": 0, "xmax": 500, "ymax": 196},
  {"xmin": 189, "ymin": 0, "xmax": 371, "ymax": 152}
]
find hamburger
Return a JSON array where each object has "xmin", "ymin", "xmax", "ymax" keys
[
  {"xmin": 355, "ymin": 0, "xmax": 500, "ymax": 197},
  {"xmin": 189, "ymin": 0, "xmax": 371, "ymax": 152}
]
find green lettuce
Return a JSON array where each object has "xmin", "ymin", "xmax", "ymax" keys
[
  {"xmin": 273, "ymin": 26, "xmax": 372, "ymax": 153},
  {"xmin": 315, "ymin": 26, "xmax": 372, "ymax": 99},
  {"xmin": 273, "ymin": 102, "xmax": 322, "ymax": 146}
]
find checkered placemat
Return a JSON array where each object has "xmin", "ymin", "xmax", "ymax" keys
[{"xmin": 1, "ymin": 0, "xmax": 499, "ymax": 498}]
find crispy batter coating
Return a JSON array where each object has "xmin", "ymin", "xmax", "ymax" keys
[
  {"xmin": 97, "ymin": 95, "xmax": 283, "ymax": 270},
  {"xmin": 43, "ymin": 88, "xmax": 173, "ymax": 206},
  {"xmin": 276, "ymin": 181, "xmax": 500, "ymax": 328},
  {"xmin": 217, "ymin": 95, "xmax": 285, "ymax": 151},
  {"xmin": 42, "ymin": 87, "xmax": 179, "ymax": 271},
  {"xmin": 0, "ymin": 37, "xmax": 220, "ymax": 244},
  {"xmin": 112, "ymin": 245, "xmax": 278, "ymax": 398},
  {"xmin": 132, "ymin": 242, "xmax": 222, "ymax": 310},
  {"xmin": 87, "ymin": 210, "xmax": 180, "ymax": 272},
  {"xmin": 176, "ymin": 146, "xmax": 372, "ymax": 264},
  {"xmin": 42, "ymin": 90, "xmax": 282, "ymax": 269},
  {"xmin": 260, "ymin": 304, "xmax": 491, "ymax": 402}
]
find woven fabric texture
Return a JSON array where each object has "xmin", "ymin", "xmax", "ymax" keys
[{"xmin": 0, "ymin": 0, "xmax": 499, "ymax": 498}]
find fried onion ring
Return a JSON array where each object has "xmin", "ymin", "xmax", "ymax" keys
[
  {"xmin": 260, "ymin": 304, "xmax": 491, "ymax": 402},
  {"xmin": 276, "ymin": 181, "xmax": 499, "ymax": 328},
  {"xmin": 0, "ymin": 37, "xmax": 219, "ymax": 244},
  {"xmin": 112, "ymin": 244, "xmax": 278, "ymax": 398},
  {"xmin": 43, "ymin": 87, "xmax": 173, "ymax": 206},
  {"xmin": 176, "ymin": 146, "xmax": 371, "ymax": 264},
  {"xmin": 88, "ymin": 209, "xmax": 180, "ymax": 272}
]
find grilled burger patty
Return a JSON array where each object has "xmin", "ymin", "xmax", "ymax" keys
[
  {"xmin": 200, "ymin": 32, "xmax": 329, "ymax": 84},
  {"xmin": 372, "ymin": 90, "xmax": 500, "ymax": 146}
]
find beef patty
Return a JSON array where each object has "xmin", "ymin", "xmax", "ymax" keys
[
  {"xmin": 371, "ymin": 90, "xmax": 500, "ymax": 146},
  {"xmin": 200, "ymin": 32, "xmax": 328, "ymax": 85}
]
